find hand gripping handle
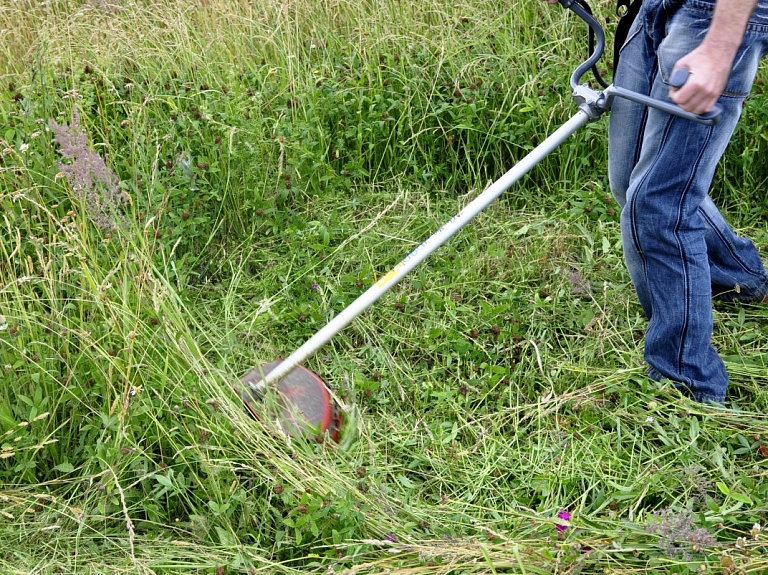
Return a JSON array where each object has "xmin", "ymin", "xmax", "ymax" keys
[{"xmin": 668, "ymin": 68, "xmax": 723, "ymax": 124}]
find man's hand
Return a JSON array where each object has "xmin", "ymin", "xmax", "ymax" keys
[
  {"xmin": 669, "ymin": 50, "xmax": 732, "ymax": 115},
  {"xmin": 669, "ymin": 0, "xmax": 758, "ymax": 114}
]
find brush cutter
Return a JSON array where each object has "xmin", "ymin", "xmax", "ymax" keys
[{"xmin": 236, "ymin": 0, "xmax": 722, "ymax": 440}]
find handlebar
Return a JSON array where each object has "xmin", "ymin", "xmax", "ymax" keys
[
  {"xmin": 558, "ymin": 0, "xmax": 607, "ymax": 90},
  {"xmin": 557, "ymin": 0, "xmax": 722, "ymax": 126}
]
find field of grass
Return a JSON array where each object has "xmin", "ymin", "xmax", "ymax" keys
[{"xmin": 1, "ymin": 0, "xmax": 768, "ymax": 573}]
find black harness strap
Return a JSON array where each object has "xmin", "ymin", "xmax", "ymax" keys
[{"xmin": 613, "ymin": 0, "xmax": 642, "ymax": 74}]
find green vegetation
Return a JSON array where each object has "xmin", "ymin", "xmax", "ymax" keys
[{"xmin": 1, "ymin": 0, "xmax": 767, "ymax": 573}]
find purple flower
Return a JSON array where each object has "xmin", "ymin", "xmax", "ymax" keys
[
  {"xmin": 384, "ymin": 533, "xmax": 398, "ymax": 543},
  {"xmin": 555, "ymin": 510, "xmax": 571, "ymax": 532},
  {"xmin": 311, "ymin": 283, "xmax": 319, "ymax": 291},
  {"xmin": 49, "ymin": 108, "xmax": 128, "ymax": 231}
]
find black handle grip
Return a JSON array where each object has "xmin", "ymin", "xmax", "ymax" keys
[
  {"xmin": 669, "ymin": 68, "xmax": 692, "ymax": 88},
  {"xmin": 668, "ymin": 68, "xmax": 723, "ymax": 123}
]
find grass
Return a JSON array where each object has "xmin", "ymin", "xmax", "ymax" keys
[{"xmin": 1, "ymin": 0, "xmax": 768, "ymax": 573}]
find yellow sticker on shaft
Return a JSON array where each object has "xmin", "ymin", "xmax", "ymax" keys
[{"xmin": 375, "ymin": 264, "xmax": 404, "ymax": 288}]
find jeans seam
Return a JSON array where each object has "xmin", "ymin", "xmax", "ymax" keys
[
  {"xmin": 673, "ymin": 122, "xmax": 713, "ymax": 377},
  {"xmin": 626, "ymin": 114, "xmax": 677, "ymax": 306},
  {"xmin": 633, "ymin": 99, "xmax": 651, "ymax": 170}
]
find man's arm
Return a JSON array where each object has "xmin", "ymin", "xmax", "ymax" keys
[{"xmin": 670, "ymin": 0, "xmax": 759, "ymax": 114}]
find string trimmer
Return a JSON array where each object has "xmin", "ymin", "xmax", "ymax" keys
[{"xmin": 236, "ymin": 0, "xmax": 721, "ymax": 440}]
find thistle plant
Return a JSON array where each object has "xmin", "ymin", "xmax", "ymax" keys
[{"xmin": 647, "ymin": 508, "xmax": 718, "ymax": 560}]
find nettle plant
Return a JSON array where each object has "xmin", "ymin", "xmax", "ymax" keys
[{"xmin": 567, "ymin": 179, "xmax": 619, "ymax": 222}]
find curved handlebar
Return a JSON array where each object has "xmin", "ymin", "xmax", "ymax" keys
[
  {"xmin": 556, "ymin": 0, "xmax": 722, "ymax": 126},
  {"xmin": 558, "ymin": 0, "xmax": 606, "ymax": 90}
]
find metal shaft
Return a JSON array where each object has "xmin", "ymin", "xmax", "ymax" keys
[{"xmin": 258, "ymin": 110, "xmax": 591, "ymax": 388}]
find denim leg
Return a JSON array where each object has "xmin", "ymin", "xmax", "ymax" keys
[
  {"xmin": 624, "ymin": 109, "xmax": 728, "ymax": 402},
  {"xmin": 701, "ymin": 196, "xmax": 768, "ymax": 303},
  {"xmin": 608, "ymin": 0, "xmax": 768, "ymax": 402}
]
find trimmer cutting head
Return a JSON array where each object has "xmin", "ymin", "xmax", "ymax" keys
[{"xmin": 238, "ymin": 360, "xmax": 341, "ymax": 442}]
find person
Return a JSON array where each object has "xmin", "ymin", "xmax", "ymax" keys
[{"xmin": 549, "ymin": 0, "xmax": 768, "ymax": 402}]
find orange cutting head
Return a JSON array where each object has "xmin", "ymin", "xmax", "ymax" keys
[{"xmin": 237, "ymin": 360, "xmax": 341, "ymax": 442}]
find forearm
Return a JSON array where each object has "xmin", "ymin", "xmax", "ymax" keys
[{"xmin": 699, "ymin": 0, "xmax": 758, "ymax": 64}]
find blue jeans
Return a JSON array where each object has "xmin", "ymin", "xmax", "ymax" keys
[{"xmin": 608, "ymin": 0, "xmax": 768, "ymax": 402}]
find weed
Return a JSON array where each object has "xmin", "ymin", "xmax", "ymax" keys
[{"xmin": 49, "ymin": 108, "xmax": 129, "ymax": 231}]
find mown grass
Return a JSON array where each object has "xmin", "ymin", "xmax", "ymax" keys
[{"xmin": 1, "ymin": 0, "xmax": 768, "ymax": 573}]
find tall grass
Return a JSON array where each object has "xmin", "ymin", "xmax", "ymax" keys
[{"xmin": 1, "ymin": 0, "xmax": 768, "ymax": 573}]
